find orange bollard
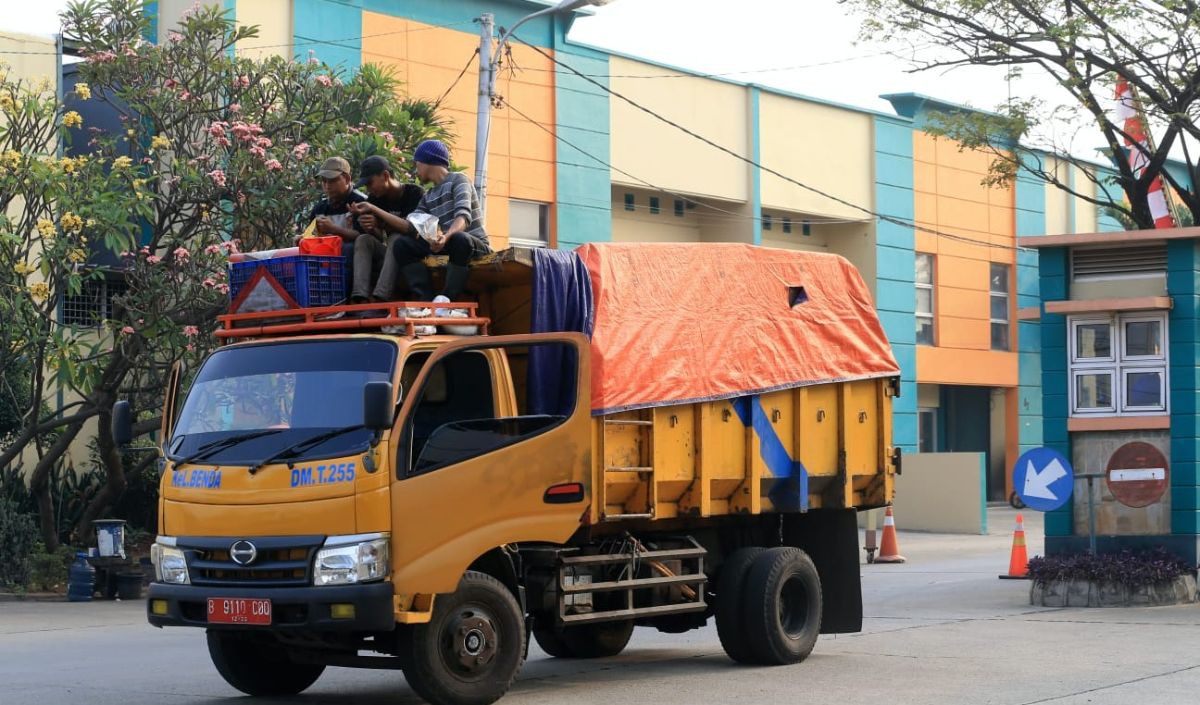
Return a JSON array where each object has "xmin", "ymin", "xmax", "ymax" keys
[
  {"xmin": 999, "ymin": 513, "xmax": 1030, "ymax": 580},
  {"xmin": 874, "ymin": 505, "xmax": 906, "ymax": 564}
]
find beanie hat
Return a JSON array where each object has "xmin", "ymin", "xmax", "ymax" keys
[{"xmin": 414, "ymin": 139, "xmax": 450, "ymax": 167}]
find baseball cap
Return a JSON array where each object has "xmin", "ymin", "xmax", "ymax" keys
[
  {"xmin": 317, "ymin": 156, "xmax": 351, "ymax": 179},
  {"xmin": 356, "ymin": 155, "xmax": 392, "ymax": 187}
]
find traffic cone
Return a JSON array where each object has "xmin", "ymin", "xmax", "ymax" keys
[
  {"xmin": 874, "ymin": 505, "xmax": 906, "ymax": 563},
  {"xmin": 999, "ymin": 513, "xmax": 1029, "ymax": 580}
]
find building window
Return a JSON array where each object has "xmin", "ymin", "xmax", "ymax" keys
[
  {"xmin": 990, "ymin": 263, "xmax": 1010, "ymax": 351},
  {"xmin": 762, "ymin": 214, "xmax": 772, "ymax": 231},
  {"xmin": 61, "ymin": 272, "xmax": 127, "ymax": 327},
  {"xmin": 783, "ymin": 217, "xmax": 792, "ymax": 234},
  {"xmin": 508, "ymin": 199, "xmax": 550, "ymax": 247},
  {"xmin": 623, "ymin": 193, "xmax": 635, "ymax": 212},
  {"xmin": 802, "ymin": 221, "xmax": 811, "ymax": 237},
  {"xmin": 1069, "ymin": 312, "xmax": 1168, "ymax": 416},
  {"xmin": 674, "ymin": 199, "xmax": 684, "ymax": 217},
  {"xmin": 918, "ymin": 408, "xmax": 937, "ymax": 453},
  {"xmin": 649, "ymin": 196, "xmax": 660, "ymax": 215},
  {"xmin": 915, "ymin": 253, "xmax": 934, "ymax": 345}
]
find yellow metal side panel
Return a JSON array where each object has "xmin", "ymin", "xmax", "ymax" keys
[
  {"xmin": 601, "ymin": 412, "xmax": 652, "ymax": 517},
  {"xmin": 700, "ymin": 399, "xmax": 746, "ymax": 516},
  {"xmin": 797, "ymin": 384, "xmax": 839, "ymax": 477},
  {"xmin": 165, "ymin": 497, "xmax": 357, "ymax": 536},
  {"xmin": 842, "ymin": 381, "xmax": 881, "ymax": 474},
  {"xmin": 652, "ymin": 405, "xmax": 696, "ymax": 519}
]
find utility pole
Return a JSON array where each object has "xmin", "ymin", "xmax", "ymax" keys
[{"xmin": 473, "ymin": 13, "xmax": 494, "ymax": 220}]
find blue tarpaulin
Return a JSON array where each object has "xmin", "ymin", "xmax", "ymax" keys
[{"xmin": 528, "ymin": 248, "xmax": 594, "ymax": 417}]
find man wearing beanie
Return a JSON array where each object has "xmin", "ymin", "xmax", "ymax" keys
[{"xmin": 379, "ymin": 139, "xmax": 490, "ymax": 308}]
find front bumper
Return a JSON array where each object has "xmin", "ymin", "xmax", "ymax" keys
[{"xmin": 147, "ymin": 581, "xmax": 395, "ymax": 632}]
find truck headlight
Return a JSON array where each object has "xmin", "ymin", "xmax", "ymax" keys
[
  {"xmin": 150, "ymin": 540, "xmax": 190, "ymax": 585},
  {"xmin": 313, "ymin": 534, "xmax": 389, "ymax": 586}
]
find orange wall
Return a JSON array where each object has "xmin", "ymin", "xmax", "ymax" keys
[
  {"xmin": 913, "ymin": 132, "xmax": 1018, "ymax": 387},
  {"xmin": 361, "ymin": 13, "xmax": 558, "ymax": 248}
]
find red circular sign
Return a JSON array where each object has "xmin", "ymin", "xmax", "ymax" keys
[{"xmin": 1105, "ymin": 441, "xmax": 1169, "ymax": 508}]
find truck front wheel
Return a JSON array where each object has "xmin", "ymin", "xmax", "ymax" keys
[
  {"xmin": 742, "ymin": 547, "xmax": 823, "ymax": 665},
  {"xmin": 206, "ymin": 631, "xmax": 325, "ymax": 696},
  {"xmin": 532, "ymin": 620, "xmax": 634, "ymax": 658},
  {"xmin": 400, "ymin": 571, "xmax": 526, "ymax": 705}
]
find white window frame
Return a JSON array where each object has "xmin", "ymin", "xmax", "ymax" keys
[
  {"xmin": 915, "ymin": 253, "xmax": 935, "ymax": 346},
  {"xmin": 1068, "ymin": 312, "xmax": 1168, "ymax": 416},
  {"xmin": 989, "ymin": 263, "xmax": 1010, "ymax": 352},
  {"xmin": 508, "ymin": 199, "xmax": 550, "ymax": 248}
]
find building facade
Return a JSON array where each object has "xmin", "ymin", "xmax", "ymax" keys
[{"xmin": 148, "ymin": 0, "xmax": 1155, "ymax": 504}]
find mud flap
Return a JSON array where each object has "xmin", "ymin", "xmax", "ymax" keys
[{"xmin": 780, "ymin": 508, "xmax": 862, "ymax": 634}]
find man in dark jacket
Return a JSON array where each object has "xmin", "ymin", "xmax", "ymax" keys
[
  {"xmin": 347, "ymin": 155, "xmax": 424, "ymax": 302},
  {"xmin": 305, "ymin": 156, "xmax": 367, "ymax": 299}
]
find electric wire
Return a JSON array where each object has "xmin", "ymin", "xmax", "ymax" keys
[{"xmin": 513, "ymin": 36, "xmax": 1034, "ymax": 254}]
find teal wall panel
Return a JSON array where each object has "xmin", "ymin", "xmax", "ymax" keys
[
  {"xmin": 874, "ymin": 116, "xmax": 916, "ymax": 452},
  {"xmin": 293, "ymin": 0, "xmax": 361, "ymax": 70}
]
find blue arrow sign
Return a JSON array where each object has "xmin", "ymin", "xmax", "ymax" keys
[{"xmin": 1013, "ymin": 447, "xmax": 1074, "ymax": 512}]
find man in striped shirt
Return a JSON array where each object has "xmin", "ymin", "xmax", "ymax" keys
[{"xmin": 376, "ymin": 139, "xmax": 490, "ymax": 305}]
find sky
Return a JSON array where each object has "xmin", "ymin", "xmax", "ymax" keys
[{"xmin": 3, "ymin": 0, "xmax": 1101, "ymax": 156}]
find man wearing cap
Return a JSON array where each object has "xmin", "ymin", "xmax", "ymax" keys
[
  {"xmin": 305, "ymin": 157, "xmax": 367, "ymax": 298},
  {"xmin": 346, "ymin": 155, "xmax": 424, "ymax": 303},
  {"xmin": 375, "ymin": 139, "xmax": 490, "ymax": 307}
]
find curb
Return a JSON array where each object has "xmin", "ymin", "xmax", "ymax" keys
[{"xmin": 0, "ymin": 592, "xmax": 68, "ymax": 603}]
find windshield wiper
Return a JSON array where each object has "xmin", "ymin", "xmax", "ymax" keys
[
  {"xmin": 248, "ymin": 425, "xmax": 366, "ymax": 475},
  {"xmin": 173, "ymin": 429, "xmax": 286, "ymax": 467}
]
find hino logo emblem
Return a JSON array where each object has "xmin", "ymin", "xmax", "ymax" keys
[{"xmin": 229, "ymin": 540, "xmax": 258, "ymax": 566}]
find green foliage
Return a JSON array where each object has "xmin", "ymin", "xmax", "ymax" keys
[
  {"xmin": 0, "ymin": 463, "xmax": 104, "ymax": 544},
  {"xmin": 28, "ymin": 542, "xmax": 76, "ymax": 591},
  {"xmin": 0, "ymin": 498, "xmax": 38, "ymax": 588}
]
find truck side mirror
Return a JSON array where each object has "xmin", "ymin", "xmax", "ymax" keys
[
  {"xmin": 112, "ymin": 400, "xmax": 133, "ymax": 446},
  {"xmin": 363, "ymin": 381, "xmax": 394, "ymax": 431}
]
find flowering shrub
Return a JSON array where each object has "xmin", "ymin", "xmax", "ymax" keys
[
  {"xmin": 1027, "ymin": 549, "xmax": 1194, "ymax": 588},
  {"xmin": 0, "ymin": 0, "xmax": 451, "ymax": 549}
]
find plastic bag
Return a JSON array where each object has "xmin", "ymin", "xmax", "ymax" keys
[
  {"xmin": 299, "ymin": 235, "xmax": 343, "ymax": 256},
  {"xmin": 407, "ymin": 212, "xmax": 440, "ymax": 243}
]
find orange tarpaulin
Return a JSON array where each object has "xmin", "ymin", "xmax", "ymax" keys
[{"xmin": 578, "ymin": 243, "xmax": 900, "ymax": 414}]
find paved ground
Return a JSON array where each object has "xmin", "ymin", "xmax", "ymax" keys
[{"xmin": 5, "ymin": 508, "xmax": 1200, "ymax": 705}]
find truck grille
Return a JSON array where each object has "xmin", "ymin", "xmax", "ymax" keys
[{"xmin": 178, "ymin": 536, "xmax": 324, "ymax": 587}]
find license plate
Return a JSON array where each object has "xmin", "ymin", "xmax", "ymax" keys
[{"xmin": 207, "ymin": 598, "xmax": 272, "ymax": 625}]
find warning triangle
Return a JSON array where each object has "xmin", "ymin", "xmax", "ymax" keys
[{"xmin": 229, "ymin": 267, "xmax": 299, "ymax": 314}]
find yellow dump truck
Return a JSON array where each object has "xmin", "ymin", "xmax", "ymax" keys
[{"xmin": 116, "ymin": 243, "xmax": 901, "ymax": 705}]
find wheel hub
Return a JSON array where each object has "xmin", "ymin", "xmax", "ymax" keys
[{"xmin": 448, "ymin": 610, "xmax": 498, "ymax": 671}]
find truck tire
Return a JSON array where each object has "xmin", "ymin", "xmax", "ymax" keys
[
  {"xmin": 206, "ymin": 631, "xmax": 325, "ymax": 696},
  {"xmin": 532, "ymin": 620, "xmax": 635, "ymax": 659},
  {"xmin": 741, "ymin": 547, "xmax": 822, "ymax": 665},
  {"xmin": 715, "ymin": 546, "xmax": 767, "ymax": 664},
  {"xmin": 400, "ymin": 571, "xmax": 526, "ymax": 705}
]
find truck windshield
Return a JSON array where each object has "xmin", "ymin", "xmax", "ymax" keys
[{"xmin": 170, "ymin": 339, "xmax": 396, "ymax": 466}]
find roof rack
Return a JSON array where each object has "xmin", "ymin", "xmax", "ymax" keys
[{"xmin": 216, "ymin": 301, "xmax": 490, "ymax": 341}]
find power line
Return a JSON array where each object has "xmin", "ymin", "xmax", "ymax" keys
[
  {"xmin": 0, "ymin": 18, "xmax": 476, "ymax": 57},
  {"xmin": 434, "ymin": 48, "xmax": 478, "ymax": 108},
  {"xmin": 499, "ymin": 95, "xmax": 870, "ymax": 230},
  {"xmin": 513, "ymin": 36, "xmax": 1033, "ymax": 254}
]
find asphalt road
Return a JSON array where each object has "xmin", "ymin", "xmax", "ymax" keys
[{"xmin": 5, "ymin": 509, "xmax": 1200, "ymax": 705}]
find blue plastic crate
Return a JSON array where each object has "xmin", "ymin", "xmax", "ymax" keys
[{"xmin": 228, "ymin": 255, "xmax": 345, "ymax": 308}]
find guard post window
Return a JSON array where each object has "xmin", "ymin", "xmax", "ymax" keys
[
  {"xmin": 1069, "ymin": 312, "xmax": 1168, "ymax": 416},
  {"xmin": 915, "ymin": 253, "xmax": 934, "ymax": 345},
  {"xmin": 990, "ymin": 263, "xmax": 1010, "ymax": 351}
]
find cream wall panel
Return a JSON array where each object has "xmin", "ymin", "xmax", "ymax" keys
[
  {"xmin": 1073, "ymin": 166, "xmax": 1098, "ymax": 233},
  {"xmin": 0, "ymin": 33, "xmax": 57, "ymax": 85},
  {"xmin": 237, "ymin": 0, "xmax": 293, "ymax": 59},
  {"xmin": 1044, "ymin": 158, "xmax": 1070, "ymax": 235},
  {"xmin": 609, "ymin": 57, "xmax": 749, "ymax": 201},
  {"xmin": 759, "ymin": 94, "xmax": 872, "ymax": 220}
]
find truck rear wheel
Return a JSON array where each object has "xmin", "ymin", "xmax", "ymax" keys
[
  {"xmin": 532, "ymin": 620, "xmax": 634, "ymax": 659},
  {"xmin": 742, "ymin": 547, "xmax": 822, "ymax": 665},
  {"xmin": 715, "ymin": 546, "xmax": 767, "ymax": 664},
  {"xmin": 206, "ymin": 631, "xmax": 325, "ymax": 696},
  {"xmin": 400, "ymin": 571, "xmax": 526, "ymax": 705}
]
